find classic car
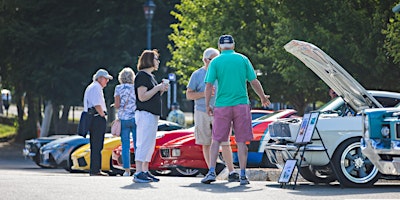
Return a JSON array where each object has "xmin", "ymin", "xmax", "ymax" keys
[
  {"xmin": 111, "ymin": 127, "xmax": 194, "ymax": 176},
  {"xmin": 265, "ymin": 40, "xmax": 400, "ymax": 187},
  {"xmin": 158, "ymin": 134, "xmax": 226, "ymax": 176},
  {"xmin": 158, "ymin": 109, "xmax": 298, "ymax": 174},
  {"xmin": 251, "ymin": 109, "xmax": 274, "ymax": 120},
  {"xmin": 361, "ymin": 107, "xmax": 400, "ymax": 178},
  {"xmin": 23, "ymin": 134, "xmax": 70, "ymax": 167},
  {"xmin": 70, "ymin": 137, "xmax": 123, "ymax": 175}
]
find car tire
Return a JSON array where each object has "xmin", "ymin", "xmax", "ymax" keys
[
  {"xmin": 173, "ymin": 163, "xmax": 225, "ymax": 177},
  {"xmin": 173, "ymin": 167, "xmax": 200, "ymax": 177},
  {"xmin": 150, "ymin": 170, "xmax": 173, "ymax": 176},
  {"xmin": 332, "ymin": 138, "xmax": 380, "ymax": 187},
  {"xmin": 261, "ymin": 153, "xmax": 278, "ymax": 168},
  {"xmin": 299, "ymin": 165, "xmax": 336, "ymax": 184}
]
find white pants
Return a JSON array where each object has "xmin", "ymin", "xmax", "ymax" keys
[{"xmin": 135, "ymin": 110, "xmax": 159, "ymax": 162}]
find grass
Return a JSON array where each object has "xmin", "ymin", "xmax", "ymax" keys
[{"xmin": 0, "ymin": 124, "xmax": 17, "ymax": 139}]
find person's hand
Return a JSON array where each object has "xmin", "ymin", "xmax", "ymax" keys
[
  {"xmin": 157, "ymin": 83, "xmax": 169, "ymax": 92},
  {"xmin": 206, "ymin": 105, "xmax": 213, "ymax": 116},
  {"xmin": 261, "ymin": 94, "xmax": 271, "ymax": 107}
]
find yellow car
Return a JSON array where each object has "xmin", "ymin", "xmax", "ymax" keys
[{"xmin": 71, "ymin": 136, "xmax": 124, "ymax": 175}]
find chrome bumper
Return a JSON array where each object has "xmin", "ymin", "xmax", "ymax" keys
[{"xmin": 361, "ymin": 138, "xmax": 400, "ymax": 175}]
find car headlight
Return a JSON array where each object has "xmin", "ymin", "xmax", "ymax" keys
[
  {"xmin": 381, "ymin": 126, "xmax": 390, "ymax": 138},
  {"xmin": 171, "ymin": 148, "xmax": 181, "ymax": 157},
  {"xmin": 55, "ymin": 143, "xmax": 68, "ymax": 152}
]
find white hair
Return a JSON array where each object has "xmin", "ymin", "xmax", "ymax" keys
[
  {"xmin": 203, "ymin": 48, "xmax": 220, "ymax": 59},
  {"xmin": 118, "ymin": 67, "xmax": 135, "ymax": 84},
  {"xmin": 219, "ymin": 43, "xmax": 234, "ymax": 50}
]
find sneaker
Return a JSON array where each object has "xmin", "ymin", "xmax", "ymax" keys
[
  {"xmin": 133, "ymin": 172, "xmax": 152, "ymax": 183},
  {"xmin": 228, "ymin": 172, "xmax": 240, "ymax": 182},
  {"xmin": 240, "ymin": 176, "xmax": 250, "ymax": 185},
  {"xmin": 201, "ymin": 172, "xmax": 216, "ymax": 184},
  {"xmin": 145, "ymin": 171, "xmax": 160, "ymax": 182},
  {"xmin": 123, "ymin": 171, "xmax": 130, "ymax": 176}
]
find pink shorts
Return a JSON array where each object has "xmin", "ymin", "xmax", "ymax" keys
[{"xmin": 212, "ymin": 104, "xmax": 253, "ymax": 143}]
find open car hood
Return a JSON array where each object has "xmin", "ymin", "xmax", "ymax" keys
[{"xmin": 284, "ymin": 40, "xmax": 383, "ymax": 113}]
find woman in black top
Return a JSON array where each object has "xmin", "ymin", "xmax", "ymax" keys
[{"xmin": 133, "ymin": 49, "xmax": 168, "ymax": 183}]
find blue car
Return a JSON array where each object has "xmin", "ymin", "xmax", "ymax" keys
[
  {"xmin": 39, "ymin": 135, "xmax": 97, "ymax": 171},
  {"xmin": 23, "ymin": 135, "xmax": 70, "ymax": 167},
  {"xmin": 361, "ymin": 106, "xmax": 400, "ymax": 181}
]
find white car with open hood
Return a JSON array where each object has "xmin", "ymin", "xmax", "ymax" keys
[{"xmin": 265, "ymin": 40, "xmax": 400, "ymax": 187}]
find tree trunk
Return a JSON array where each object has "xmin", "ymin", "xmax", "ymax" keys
[
  {"xmin": 40, "ymin": 101, "xmax": 53, "ymax": 137},
  {"xmin": 15, "ymin": 91, "xmax": 38, "ymax": 143}
]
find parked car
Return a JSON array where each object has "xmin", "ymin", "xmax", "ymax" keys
[
  {"xmin": 37, "ymin": 120, "xmax": 181, "ymax": 171},
  {"xmin": 23, "ymin": 134, "xmax": 70, "ymax": 167},
  {"xmin": 111, "ymin": 127, "xmax": 192, "ymax": 176},
  {"xmin": 70, "ymin": 137, "xmax": 124, "ymax": 175},
  {"xmin": 39, "ymin": 134, "xmax": 113, "ymax": 171},
  {"xmin": 158, "ymin": 134, "xmax": 226, "ymax": 176},
  {"xmin": 361, "ymin": 107, "xmax": 400, "ymax": 179},
  {"xmin": 265, "ymin": 40, "xmax": 400, "ymax": 187},
  {"xmin": 159, "ymin": 109, "xmax": 298, "ymax": 173},
  {"xmin": 251, "ymin": 109, "xmax": 274, "ymax": 120}
]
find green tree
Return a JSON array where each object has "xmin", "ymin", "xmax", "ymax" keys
[
  {"xmin": 384, "ymin": 3, "xmax": 400, "ymax": 90},
  {"xmin": 0, "ymin": 0, "xmax": 178, "ymax": 141},
  {"xmin": 168, "ymin": 0, "xmax": 400, "ymax": 114}
]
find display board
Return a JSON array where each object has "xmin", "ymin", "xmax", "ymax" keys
[{"xmin": 278, "ymin": 159, "xmax": 297, "ymax": 183}]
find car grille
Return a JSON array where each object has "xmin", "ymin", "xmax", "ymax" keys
[{"xmin": 269, "ymin": 121, "xmax": 292, "ymax": 138}]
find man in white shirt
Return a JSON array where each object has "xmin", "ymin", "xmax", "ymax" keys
[{"xmin": 83, "ymin": 69, "xmax": 113, "ymax": 176}]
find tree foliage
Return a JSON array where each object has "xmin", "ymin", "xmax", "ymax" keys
[
  {"xmin": 0, "ymin": 0, "xmax": 178, "ymax": 141},
  {"xmin": 168, "ymin": 0, "xmax": 400, "ymax": 114}
]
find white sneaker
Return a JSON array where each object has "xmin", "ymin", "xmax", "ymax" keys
[{"xmin": 123, "ymin": 171, "xmax": 130, "ymax": 176}]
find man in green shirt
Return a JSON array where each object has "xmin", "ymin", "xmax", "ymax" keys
[{"xmin": 202, "ymin": 35, "xmax": 271, "ymax": 185}]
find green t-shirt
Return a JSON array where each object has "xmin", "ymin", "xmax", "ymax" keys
[{"xmin": 205, "ymin": 50, "xmax": 256, "ymax": 107}]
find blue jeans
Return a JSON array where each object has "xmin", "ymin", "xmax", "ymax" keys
[{"xmin": 120, "ymin": 118, "xmax": 137, "ymax": 169}]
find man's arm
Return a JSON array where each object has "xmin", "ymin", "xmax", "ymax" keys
[
  {"xmin": 250, "ymin": 79, "xmax": 271, "ymax": 107},
  {"xmin": 205, "ymin": 83, "xmax": 214, "ymax": 116},
  {"xmin": 186, "ymin": 88, "xmax": 205, "ymax": 100}
]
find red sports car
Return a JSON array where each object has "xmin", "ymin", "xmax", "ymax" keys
[
  {"xmin": 159, "ymin": 109, "xmax": 299, "ymax": 172},
  {"xmin": 111, "ymin": 128, "xmax": 194, "ymax": 176}
]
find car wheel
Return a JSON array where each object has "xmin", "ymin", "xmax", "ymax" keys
[
  {"xmin": 261, "ymin": 153, "xmax": 278, "ymax": 168},
  {"xmin": 150, "ymin": 170, "xmax": 173, "ymax": 176},
  {"xmin": 332, "ymin": 138, "xmax": 380, "ymax": 187},
  {"xmin": 299, "ymin": 166, "xmax": 336, "ymax": 184},
  {"xmin": 174, "ymin": 167, "xmax": 200, "ymax": 177}
]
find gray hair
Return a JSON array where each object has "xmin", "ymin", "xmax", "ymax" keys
[
  {"xmin": 203, "ymin": 48, "xmax": 220, "ymax": 59},
  {"xmin": 219, "ymin": 43, "xmax": 234, "ymax": 50},
  {"xmin": 118, "ymin": 67, "xmax": 135, "ymax": 84}
]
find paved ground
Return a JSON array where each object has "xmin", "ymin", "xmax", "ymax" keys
[{"xmin": 0, "ymin": 140, "xmax": 291, "ymax": 182}]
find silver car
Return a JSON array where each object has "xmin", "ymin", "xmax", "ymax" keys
[{"xmin": 265, "ymin": 40, "xmax": 400, "ymax": 187}]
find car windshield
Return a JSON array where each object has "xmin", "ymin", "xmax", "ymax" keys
[{"xmin": 317, "ymin": 97, "xmax": 344, "ymax": 112}]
